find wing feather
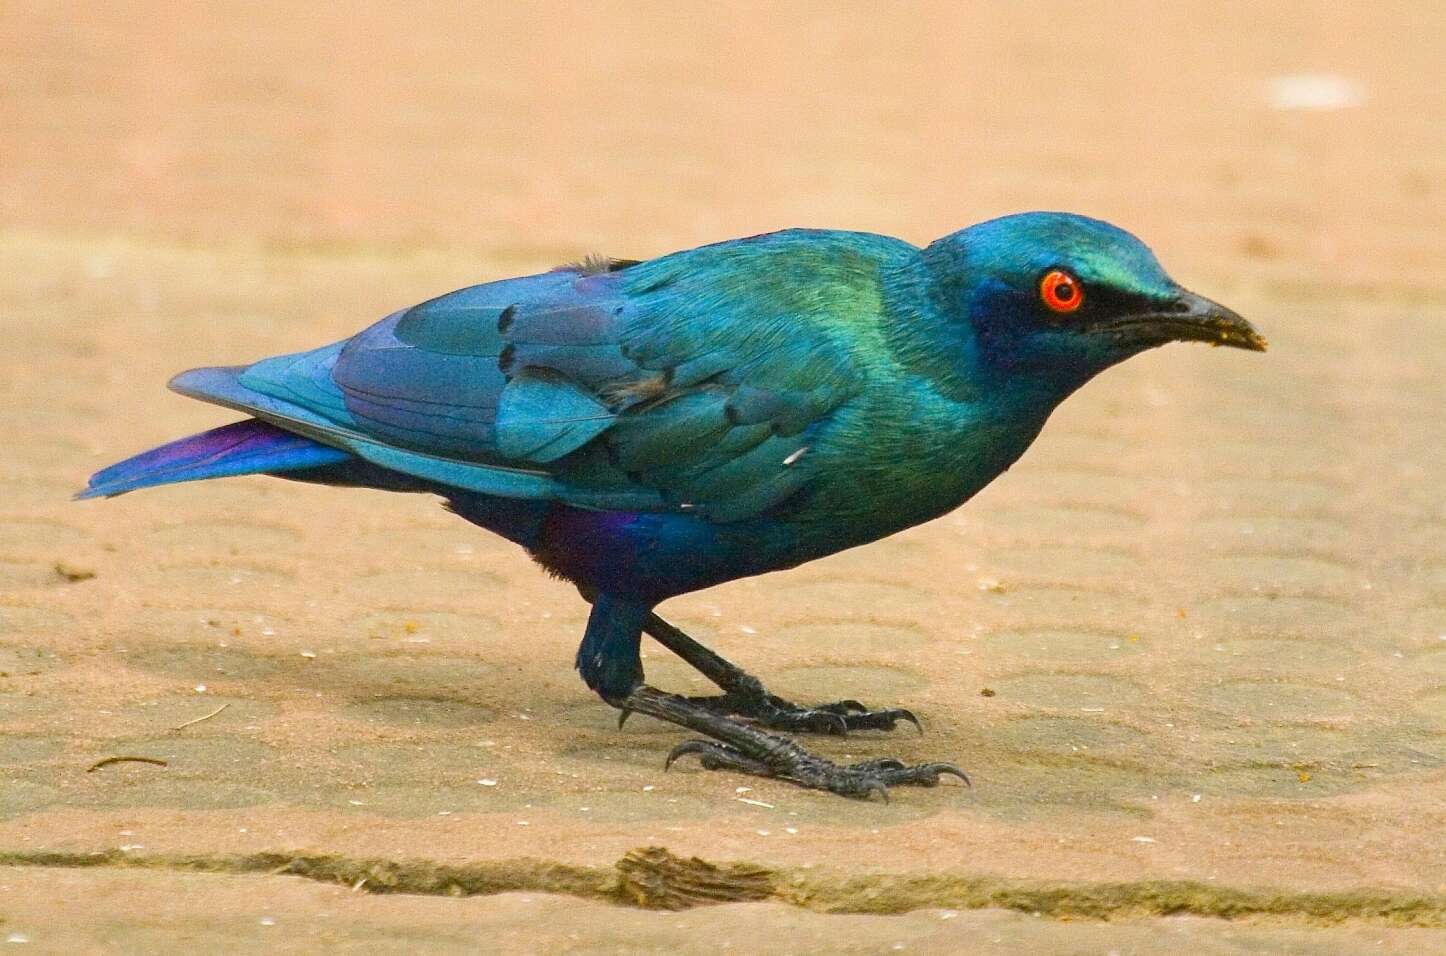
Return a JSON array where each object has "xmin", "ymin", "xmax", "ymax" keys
[{"xmin": 172, "ymin": 230, "xmax": 914, "ymax": 521}]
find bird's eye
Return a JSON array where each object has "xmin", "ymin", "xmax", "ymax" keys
[{"xmin": 1039, "ymin": 270, "xmax": 1084, "ymax": 314}]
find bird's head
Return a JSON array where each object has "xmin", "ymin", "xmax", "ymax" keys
[{"xmin": 926, "ymin": 212, "xmax": 1265, "ymax": 395}]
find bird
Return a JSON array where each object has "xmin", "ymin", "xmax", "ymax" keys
[{"xmin": 79, "ymin": 212, "xmax": 1265, "ymax": 799}]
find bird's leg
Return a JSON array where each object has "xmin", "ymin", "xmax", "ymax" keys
[
  {"xmin": 576, "ymin": 595, "xmax": 964, "ymax": 798},
  {"xmin": 619, "ymin": 685, "xmax": 966, "ymax": 799},
  {"xmin": 641, "ymin": 611, "xmax": 921, "ymax": 736}
]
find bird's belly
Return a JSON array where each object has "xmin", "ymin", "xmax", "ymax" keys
[{"xmin": 530, "ymin": 506, "xmax": 830, "ymax": 602}]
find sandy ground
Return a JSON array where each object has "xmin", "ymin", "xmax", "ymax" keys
[{"xmin": 2, "ymin": 1, "xmax": 1444, "ymax": 951}]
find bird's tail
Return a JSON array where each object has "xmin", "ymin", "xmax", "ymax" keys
[{"xmin": 76, "ymin": 418, "xmax": 351, "ymax": 500}]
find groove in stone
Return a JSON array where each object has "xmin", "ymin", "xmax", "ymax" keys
[{"xmin": 0, "ymin": 846, "xmax": 1441, "ymax": 925}]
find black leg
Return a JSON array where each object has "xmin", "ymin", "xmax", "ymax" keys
[
  {"xmin": 640, "ymin": 611, "xmax": 921, "ymax": 736},
  {"xmin": 571, "ymin": 592, "xmax": 967, "ymax": 798},
  {"xmin": 620, "ymin": 685, "xmax": 967, "ymax": 799}
]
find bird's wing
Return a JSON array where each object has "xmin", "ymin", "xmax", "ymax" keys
[{"xmin": 171, "ymin": 230, "xmax": 908, "ymax": 522}]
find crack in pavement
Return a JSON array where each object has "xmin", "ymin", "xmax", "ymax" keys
[{"xmin": 2, "ymin": 847, "xmax": 1441, "ymax": 926}]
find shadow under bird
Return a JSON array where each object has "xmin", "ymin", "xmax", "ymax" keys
[{"xmin": 80, "ymin": 212, "xmax": 1265, "ymax": 798}]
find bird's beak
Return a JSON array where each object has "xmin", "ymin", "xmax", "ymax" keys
[
  {"xmin": 1165, "ymin": 290, "xmax": 1267, "ymax": 351},
  {"xmin": 1097, "ymin": 290, "xmax": 1268, "ymax": 352}
]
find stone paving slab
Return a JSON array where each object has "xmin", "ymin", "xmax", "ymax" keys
[
  {"xmin": 1, "ymin": 1, "xmax": 1444, "ymax": 949},
  {"xmin": 2, "ymin": 868, "xmax": 1446, "ymax": 955}
]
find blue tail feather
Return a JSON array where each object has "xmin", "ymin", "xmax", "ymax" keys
[{"xmin": 77, "ymin": 419, "xmax": 352, "ymax": 500}]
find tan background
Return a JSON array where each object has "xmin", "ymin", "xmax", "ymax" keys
[{"xmin": 2, "ymin": 2, "xmax": 1444, "ymax": 951}]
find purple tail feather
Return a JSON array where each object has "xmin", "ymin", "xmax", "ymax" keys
[{"xmin": 77, "ymin": 419, "xmax": 352, "ymax": 500}]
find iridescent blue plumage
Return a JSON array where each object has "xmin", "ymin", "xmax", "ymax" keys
[{"xmin": 81, "ymin": 212, "xmax": 1264, "ymax": 797}]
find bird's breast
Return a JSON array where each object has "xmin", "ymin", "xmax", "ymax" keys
[{"xmin": 784, "ymin": 391, "xmax": 1050, "ymax": 549}]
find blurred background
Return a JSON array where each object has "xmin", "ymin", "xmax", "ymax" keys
[
  {"xmin": 2, "ymin": 2, "xmax": 1444, "ymax": 950},
  {"xmin": 6, "ymin": 2, "xmax": 1440, "ymax": 274}
]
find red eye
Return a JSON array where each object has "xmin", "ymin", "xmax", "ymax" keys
[{"xmin": 1040, "ymin": 270, "xmax": 1084, "ymax": 314}]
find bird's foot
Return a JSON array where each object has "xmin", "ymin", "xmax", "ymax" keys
[
  {"xmin": 666, "ymin": 740, "xmax": 967, "ymax": 800},
  {"xmin": 687, "ymin": 679, "xmax": 920, "ymax": 737},
  {"xmin": 619, "ymin": 686, "xmax": 966, "ymax": 800},
  {"xmin": 694, "ymin": 692, "xmax": 920, "ymax": 736}
]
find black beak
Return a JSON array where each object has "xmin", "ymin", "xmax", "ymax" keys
[{"xmin": 1098, "ymin": 290, "xmax": 1268, "ymax": 352}]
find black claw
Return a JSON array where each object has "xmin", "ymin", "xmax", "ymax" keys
[
  {"xmin": 617, "ymin": 708, "xmax": 633, "ymax": 729},
  {"xmin": 896, "ymin": 709, "xmax": 923, "ymax": 735},
  {"xmin": 664, "ymin": 739, "xmax": 716, "ymax": 770},
  {"xmin": 664, "ymin": 738, "xmax": 773, "ymax": 777},
  {"xmin": 931, "ymin": 763, "xmax": 971, "ymax": 787}
]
